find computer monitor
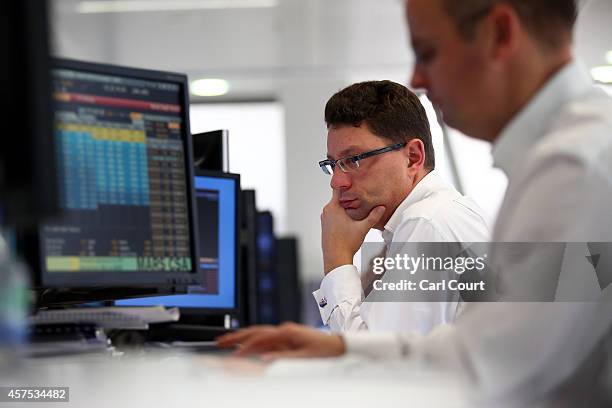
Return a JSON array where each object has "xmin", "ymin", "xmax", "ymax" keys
[
  {"xmin": 240, "ymin": 190, "xmax": 259, "ymax": 325},
  {"xmin": 0, "ymin": 0, "xmax": 59, "ymax": 226},
  {"xmin": 116, "ymin": 171, "xmax": 240, "ymax": 317},
  {"xmin": 256, "ymin": 211, "xmax": 278, "ymax": 324},
  {"xmin": 192, "ymin": 130, "xmax": 229, "ymax": 172},
  {"xmin": 21, "ymin": 58, "xmax": 200, "ymax": 306},
  {"xmin": 275, "ymin": 237, "xmax": 302, "ymax": 323}
]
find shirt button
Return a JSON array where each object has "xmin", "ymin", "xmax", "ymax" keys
[{"xmin": 319, "ymin": 297, "xmax": 328, "ymax": 308}]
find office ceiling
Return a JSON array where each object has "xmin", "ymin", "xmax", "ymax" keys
[{"xmin": 51, "ymin": 0, "xmax": 612, "ymax": 98}]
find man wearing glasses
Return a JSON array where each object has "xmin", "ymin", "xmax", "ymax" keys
[{"xmin": 312, "ymin": 80, "xmax": 489, "ymax": 334}]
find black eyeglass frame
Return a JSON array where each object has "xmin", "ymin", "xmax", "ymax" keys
[{"xmin": 318, "ymin": 142, "xmax": 407, "ymax": 175}]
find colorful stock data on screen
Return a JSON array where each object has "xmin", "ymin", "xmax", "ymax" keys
[{"xmin": 42, "ymin": 68, "xmax": 192, "ymax": 273}]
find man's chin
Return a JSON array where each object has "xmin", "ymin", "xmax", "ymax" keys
[{"xmin": 345, "ymin": 207, "xmax": 369, "ymax": 221}]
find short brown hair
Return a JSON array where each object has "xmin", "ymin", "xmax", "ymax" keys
[
  {"xmin": 442, "ymin": 0, "xmax": 577, "ymax": 50},
  {"xmin": 324, "ymin": 80, "xmax": 435, "ymax": 170}
]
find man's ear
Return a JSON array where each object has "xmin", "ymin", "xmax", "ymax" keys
[
  {"xmin": 484, "ymin": 3, "xmax": 521, "ymax": 62},
  {"xmin": 406, "ymin": 139, "xmax": 425, "ymax": 171}
]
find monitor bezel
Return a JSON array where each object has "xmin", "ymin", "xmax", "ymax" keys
[
  {"xmin": 25, "ymin": 58, "xmax": 201, "ymax": 303},
  {"xmin": 239, "ymin": 189, "xmax": 259, "ymax": 325}
]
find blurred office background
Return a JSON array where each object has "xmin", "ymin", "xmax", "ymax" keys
[{"xmin": 49, "ymin": 0, "xmax": 612, "ymax": 324}]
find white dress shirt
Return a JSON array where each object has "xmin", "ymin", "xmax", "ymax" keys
[
  {"xmin": 343, "ymin": 61, "xmax": 612, "ymax": 403},
  {"xmin": 313, "ymin": 171, "xmax": 490, "ymax": 334}
]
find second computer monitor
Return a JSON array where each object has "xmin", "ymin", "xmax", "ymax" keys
[
  {"xmin": 117, "ymin": 171, "xmax": 240, "ymax": 314},
  {"xmin": 192, "ymin": 130, "xmax": 229, "ymax": 172}
]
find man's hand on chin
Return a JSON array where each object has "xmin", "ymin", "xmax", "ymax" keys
[{"xmin": 321, "ymin": 189, "xmax": 385, "ymax": 275}]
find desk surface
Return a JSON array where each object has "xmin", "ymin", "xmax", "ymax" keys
[{"xmin": 1, "ymin": 350, "xmax": 467, "ymax": 408}]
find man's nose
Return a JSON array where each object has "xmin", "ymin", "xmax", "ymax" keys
[
  {"xmin": 410, "ymin": 66, "xmax": 427, "ymax": 90},
  {"xmin": 330, "ymin": 169, "xmax": 351, "ymax": 190}
]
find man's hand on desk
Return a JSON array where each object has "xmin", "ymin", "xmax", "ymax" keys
[{"xmin": 216, "ymin": 323, "xmax": 346, "ymax": 361}]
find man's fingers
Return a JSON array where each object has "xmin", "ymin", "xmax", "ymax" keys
[
  {"xmin": 332, "ymin": 187, "xmax": 340, "ymax": 201},
  {"xmin": 217, "ymin": 333, "xmax": 253, "ymax": 348},
  {"xmin": 365, "ymin": 205, "xmax": 386, "ymax": 226},
  {"xmin": 216, "ymin": 326, "xmax": 272, "ymax": 348},
  {"xmin": 231, "ymin": 331, "xmax": 287, "ymax": 357},
  {"xmin": 216, "ymin": 328, "xmax": 258, "ymax": 347},
  {"xmin": 323, "ymin": 189, "xmax": 343, "ymax": 215}
]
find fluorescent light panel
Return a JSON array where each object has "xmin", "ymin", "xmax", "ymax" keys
[
  {"xmin": 190, "ymin": 79, "xmax": 229, "ymax": 97},
  {"xmin": 78, "ymin": 0, "xmax": 278, "ymax": 14}
]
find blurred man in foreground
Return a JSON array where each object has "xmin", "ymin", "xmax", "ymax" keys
[{"xmin": 219, "ymin": 0, "xmax": 612, "ymax": 404}]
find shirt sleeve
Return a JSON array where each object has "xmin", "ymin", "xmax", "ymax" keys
[
  {"xmin": 343, "ymin": 301, "xmax": 612, "ymax": 398},
  {"xmin": 343, "ymin": 323, "xmax": 459, "ymax": 365},
  {"xmin": 312, "ymin": 264, "xmax": 368, "ymax": 331}
]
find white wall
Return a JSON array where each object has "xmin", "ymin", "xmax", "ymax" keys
[{"xmin": 189, "ymin": 103, "xmax": 287, "ymax": 234}]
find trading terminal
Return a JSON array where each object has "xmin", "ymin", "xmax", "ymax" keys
[{"xmin": 21, "ymin": 58, "xmax": 294, "ymax": 343}]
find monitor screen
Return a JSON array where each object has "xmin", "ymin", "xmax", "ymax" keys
[
  {"xmin": 29, "ymin": 58, "xmax": 200, "ymax": 294},
  {"xmin": 117, "ymin": 172, "xmax": 240, "ymax": 311}
]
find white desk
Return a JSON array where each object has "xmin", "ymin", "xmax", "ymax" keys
[{"xmin": 1, "ymin": 350, "xmax": 467, "ymax": 408}]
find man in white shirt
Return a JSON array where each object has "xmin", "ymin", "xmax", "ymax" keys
[
  {"xmin": 313, "ymin": 80, "xmax": 489, "ymax": 334},
  {"xmin": 219, "ymin": 0, "xmax": 612, "ymax": 403}
]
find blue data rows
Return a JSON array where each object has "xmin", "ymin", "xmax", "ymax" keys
[{"xmin": 57, "ymin": 130, "xmax": 150, "ymax": 209}]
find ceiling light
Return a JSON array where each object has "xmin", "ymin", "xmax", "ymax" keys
[
  {"xmin": 591, "ymin": 66, "xmax": 612, "ymax": 84},
  {"xmin": 606, "ymin": 51, "xmax": 612, "ymax": 65},
  {"xmin": 77, "ymin": 0, "xmax": 278, "ymax": 14},
  {"xmin": 190, "ymin": 79, "xmax": 229, "ymax": 97}
]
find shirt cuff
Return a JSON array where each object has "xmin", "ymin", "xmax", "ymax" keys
[{"xmin": 312, "ymin": 264, "xmax": 362, "ymax": 325}]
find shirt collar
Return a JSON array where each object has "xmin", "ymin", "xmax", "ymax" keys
[
  {"xmin": 492, "ymin": 61, "xmax": 592, "ymax": 178},
  {"xmin": 381, "ymin": 171, "xmax": 447, "ymax": 244}
]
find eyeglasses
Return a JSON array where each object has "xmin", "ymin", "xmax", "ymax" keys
[{"xmin": 318, "ymin": 142, "xmax": 406, "ymax": 175}]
